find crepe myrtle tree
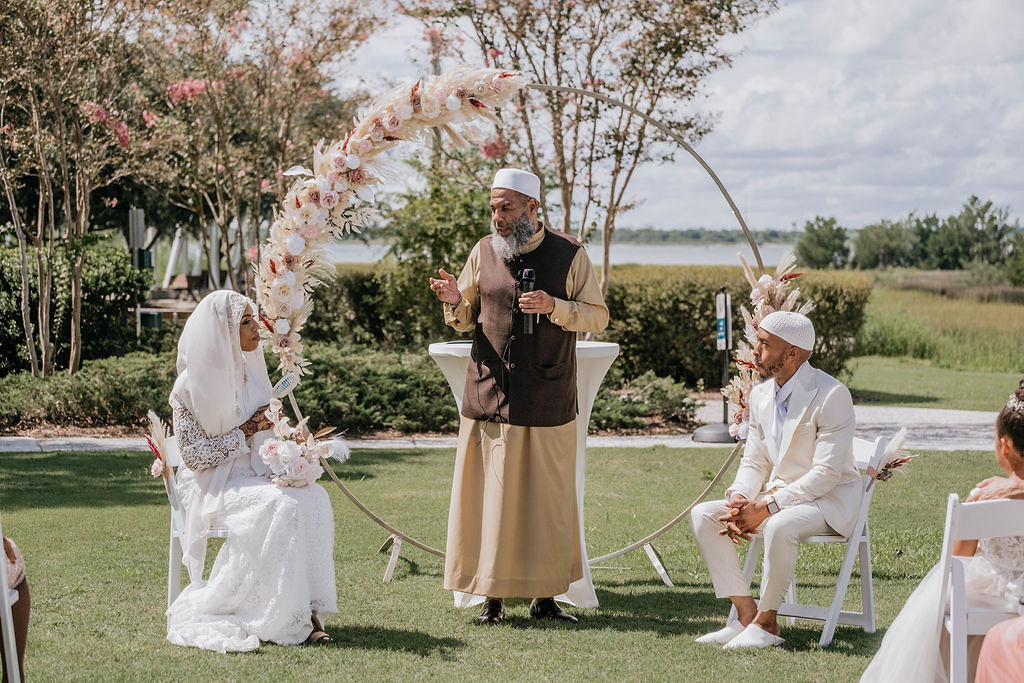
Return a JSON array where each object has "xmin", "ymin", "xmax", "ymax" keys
[
  {"xmin": 400, "ymin": 0, "xmax": 777, "ymax": 295},
  {"xmin": 0, "ymin": 0, "xmax": 163, "ymax": 375},
  {"xmin": 132, "ymin": 0, "xmax": 380, "ymax": 294}
]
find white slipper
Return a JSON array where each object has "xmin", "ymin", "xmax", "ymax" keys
[
  {"xmin": 722, "ymin": 623, "xmax": 785, "ymax": 649},
  {"xmin": 695, "ymin": 619, "xmax": 745, "ymax": 644}
]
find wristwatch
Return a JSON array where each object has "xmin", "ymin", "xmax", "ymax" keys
[{"xmin": 765, "ymin": 496, "xmax": 780, "ymax": 515}]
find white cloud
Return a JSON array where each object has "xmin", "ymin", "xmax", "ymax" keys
[{"xmin": 341, "ymin": 1, "xmax": 1023, "ymax": 231}]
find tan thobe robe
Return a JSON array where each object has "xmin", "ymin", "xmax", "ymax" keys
[{"xmin": 442, "ymin": 227, "xmax": 609, "ymax": 598}]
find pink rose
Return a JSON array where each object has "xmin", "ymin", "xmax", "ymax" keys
[
  {"xmin": 490, "ymin": 76, "xmax": 506, "ymax": 93},
  {"xmin": 370, "ymin": 124, "xmax": 384, "ymax": 142},
  {"xmin": 347, "ymin": 167, "xmax": 365, "ymax": 185},
  {"xmin": 357, "ymin": 139, "xmax": 372, "ymax": 155},
  {"xmin": 285, "ymin": 456, "xmax": 311, "ymax": 481},
  {"xmin": 409, "ymin": 92, "xmax": 422, "ymax": 110},
  {"xmin": 306, "ymin": 188, "xmax": 321, "ymax": 205},
  {"xmin": 332, "ymin": 155, "xmax": 347, "ymax": 171},
  {"xmin": 383, "ymin": 111, "xmax": 401, "ymax": 131},
  {"xmin": 455, "ymin": 87, "xmax": 468, "ymax": 100},
  {"xmin": 321, "ymin": 191, "xmax": 338, "ymax": 208}
]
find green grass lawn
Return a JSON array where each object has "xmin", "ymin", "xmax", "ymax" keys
[
  {"xmin": 0, "ymin": 443, "xmax": 1005, "ymax": 681},
  {"xmin": 847, "ymin": 356, "xmax": 1019, "ymax": 411}
]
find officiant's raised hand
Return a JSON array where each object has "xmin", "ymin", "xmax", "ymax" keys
[{"xmin": 429, "ymin": 268, "xmax": 461, "ymax": 306}]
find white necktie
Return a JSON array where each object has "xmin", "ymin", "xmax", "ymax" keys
[{"xmin": 772, "ymin": 389, "xmax": 791, "ymax": 447}]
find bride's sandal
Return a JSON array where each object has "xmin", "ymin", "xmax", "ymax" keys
[{"xmin": 307, "ymin": 614, "xmax": 333, "ymax": 645}]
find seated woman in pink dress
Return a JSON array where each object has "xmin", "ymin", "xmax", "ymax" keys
[
  {"xmin": 862, "ymin": 379, "xmax": 1024, "ymax": 682},
  {"xmin": 2, "ymin": 535, "xmax": 29, "ymax": 682},
  {"xmin": 975, "ymin": 614, "xmax": 1024, "ymax": 683}
]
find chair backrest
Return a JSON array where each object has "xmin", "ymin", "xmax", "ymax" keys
[
  {"xmin": 936, "ymin": 493, "xmax": 1024, "ymax": 633},
  {"xmin": 162, "ymin": 436, "xmax": 188, "ymax": 538},
  {"xmin": 852, "ymin": 435, "xmax": 888, "ymax": 476},
  {"xmin": 848, "ymin": 435, "xmax": 890, "ymax": 536}
]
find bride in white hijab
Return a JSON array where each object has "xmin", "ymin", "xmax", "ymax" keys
[{"xmin": 166, "ymin": 290, "xmax": 337, "ymax": 653}]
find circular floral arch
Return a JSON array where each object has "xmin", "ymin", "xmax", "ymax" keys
[{"xmin": 253, "ymin": 66, "xmax": 776, "ymax": 563}]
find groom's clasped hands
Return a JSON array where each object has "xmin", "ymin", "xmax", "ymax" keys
[{"xmin": 717, "ymin": 496, "xmax": 770, "ymax": 544}]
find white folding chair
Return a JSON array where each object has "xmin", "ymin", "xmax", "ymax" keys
[
  {"xmin": 1, "ymin": 512, "xmax": 22, "ymax": 683},
  {"xmin": 937, "ymin": 493, "xmax": 1024, "ymax": 683},
  {"xmin": 164, "ymin": 436, "xmax": 229, "ymax": 629},
  {"xmin": 730, "ymin": 435, "xmax": 889, "ymax": 647}
]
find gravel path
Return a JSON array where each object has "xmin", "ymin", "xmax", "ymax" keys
[{"xmin": 0, "ymin": 404, "xmax": 998, "ymax": 453}]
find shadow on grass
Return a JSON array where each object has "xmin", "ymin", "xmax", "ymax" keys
[
  {"xmin": 850, "ymin": 389, "xmax": 938, "ymax": 405},
  {"xmin": 325, "ymin": 624, "xmax": 464, "ymax": 660},
  {"xmin": 0, "ymin": 448, "xmax": 450, "ymax": 510},
  {"xmin": 497, "ymin": 575, "xmax": 886, "ymax": 655},
  {"xmin": 0, "ymin": 450, "xmax": 166, "ymax": 510}
]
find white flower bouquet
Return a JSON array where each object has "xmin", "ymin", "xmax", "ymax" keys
[{"xmin": 258, "ymin": 398, "xmax": 350, "ymax": 488}]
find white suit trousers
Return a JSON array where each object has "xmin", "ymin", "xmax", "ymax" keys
[{"xmin": 690, "ymin": 498, "xmax": 832, "ymax": 611}]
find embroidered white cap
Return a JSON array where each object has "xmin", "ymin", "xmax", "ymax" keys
[
  {"xmin": 492, "ymin": 168, "xmax": 541, "ymax": 200},
  {"xmin": 759, "ymin": 311, "xmax": 815, "ymax": 350}
]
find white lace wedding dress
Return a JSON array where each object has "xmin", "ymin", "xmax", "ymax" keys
[
  {"xmin": 861, "ymin": 535, "xmax": 1024, "ymax": 682},
  {"xmin": 165, "ymin": 397, "xmax": 337, "ymax": 653}
]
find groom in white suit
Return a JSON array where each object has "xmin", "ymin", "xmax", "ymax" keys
[{"xmin": 691, "ymin": 311, "xmax": 860, "ymax": 648}]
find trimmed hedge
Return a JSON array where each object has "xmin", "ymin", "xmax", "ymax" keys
[
  {"xmin": 0, "ymin": 343, "xmax": 698, "ymax": 434},
  {"xmin": 0, "ymin": 351, "xmax": 176, "ymax": 429},
  {"xmin": 603, "ymin": 265, "xmax": 871, "ymax": 385},
  {"xmin": 0, "ymin": 246, "xmax": 151, "ymax": 376}
]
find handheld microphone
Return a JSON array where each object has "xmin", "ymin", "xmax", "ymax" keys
[{"xmin": 520, "ymin": 268, "xmax": 536, "ymax": 335}]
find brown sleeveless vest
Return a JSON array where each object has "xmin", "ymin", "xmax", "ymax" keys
[{"xmin": 461, "ymin": 227, "xmax": 580, "ymax": 427}]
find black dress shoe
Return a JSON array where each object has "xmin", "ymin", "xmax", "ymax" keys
[
  {"xmin": 477, "ymin": 598, "xmax": 505, "ymax": 625},
  {"xmin": 529, "ymin": 597, "xmax": 578, "ymax": 623}
]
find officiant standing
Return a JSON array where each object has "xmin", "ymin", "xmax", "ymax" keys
[{"xmin": 428, "ymin": 168, "xmax": 608, "ymax": 625}]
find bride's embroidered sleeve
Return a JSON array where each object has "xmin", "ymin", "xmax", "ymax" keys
[{"xmin": 171, "ymin": 396, "xmax": 244, "ymax": 471}]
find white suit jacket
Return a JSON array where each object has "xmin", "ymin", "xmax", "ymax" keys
[{"xmin": 726, "ymin": 362, "xmax": 861, "ymax": 537}]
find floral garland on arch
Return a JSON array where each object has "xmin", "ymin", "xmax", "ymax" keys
[
  {"xmin": 721, "ymin": 251, "xmax": 815, "ymax": 440},
  {"xmin": 253, "ymin": 66, "xmax": 527, "ymax": 377}
]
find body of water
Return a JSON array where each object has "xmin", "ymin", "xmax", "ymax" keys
[{"xmin": 328, "ymin": 241, "xmax": 796, "ymax": 267}]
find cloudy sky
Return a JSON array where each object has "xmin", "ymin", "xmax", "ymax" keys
[{"xmin": 346, "ymin": 0, "xmax": 1023, "ymax": 231}]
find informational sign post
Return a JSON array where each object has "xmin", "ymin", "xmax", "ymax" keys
[{"xmin": 694, "ymin": 286, "xmax": 736, "ymax": 443}]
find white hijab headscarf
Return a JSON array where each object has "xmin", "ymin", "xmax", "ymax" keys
[
  {"xmin": 172, "ymin": 290, "xmax": 273, "ymax": 436},
  {"xmin": 170, "ymin": 290, "xmax": 274, "ymax": 581}
]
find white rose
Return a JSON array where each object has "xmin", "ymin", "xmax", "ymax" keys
[
  {"xmin": 445, "ymin": 94, "xmax": 462, "ymax": 111},
  {"xmin": 271, "ymin": 277, "xmax": 294, "ymax": 301},
  {"xmin": 285, "ymin": 234, "xmax": 306, "ymax": 256},
  {"xmin": 277, "ymin": 270, "xmax": 296, "ymax": 285},
  {"xmin": 421, "ymin": 94, "xmax": 441, "ymax": 119},
  {"xmin": 397, "ymin": 103, "xmax": 413, "ymax": 119},
  {"xmin": 316, "ymin": 177, "xmax": 332, "ymax": 195},
  {"xmin": 346, "ymin": 154, "xmax": 360, "ymax": 170},
  {"xmin": 473, "ymin": 80, "xmax": 488, "ymax": 96},
  {"xmin": 277, "ymin": 439, "xmax": 302, "ymax": 466},
  {"xmin": 260, "ymin": 439, "xmax": 284, "ymax": 472},
  {"xmin": 290, "ymin": 289, "xmax": 305, "ymax": 311},
  {"xmin": 274, "ymin": 318, "xmax": 290, "ymax": 335}
]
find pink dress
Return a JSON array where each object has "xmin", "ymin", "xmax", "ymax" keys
[{"xmin": 975, "ymin": 616, "xmax": 1024, "ymax": 683}]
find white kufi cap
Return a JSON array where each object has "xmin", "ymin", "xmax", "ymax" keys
[
  {"xmin": 759, "ymin": 311, "xmax": 815, "ymax": 351},
  {"xmin": 492, "ymin": 168, "xmax": 541, "ymax": 200}
]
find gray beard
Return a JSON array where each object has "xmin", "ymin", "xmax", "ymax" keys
[{"xmin": 490, "ymin": 214, "xmax": 537, "ymax": 262}]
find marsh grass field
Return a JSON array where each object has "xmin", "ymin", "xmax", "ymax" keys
[{"xmin": 0, "ymin": 442, "xmax": 1004, "ymax": 681}]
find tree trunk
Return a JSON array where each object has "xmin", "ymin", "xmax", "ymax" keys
[
  {"xmin": 68, "ymin": 250, "xmax": 85, "ymax": 373},
  {"xmin": 0, "ymin": 157, "xmax": 41, "ymax": 375}
]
